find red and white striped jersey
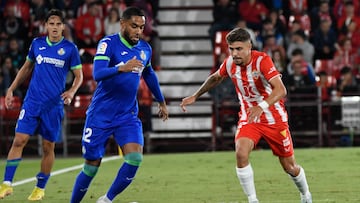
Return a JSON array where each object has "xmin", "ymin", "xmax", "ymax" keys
[{"xmin": 218, "ymin": 50, "xmax": 288, "ymax": 125}]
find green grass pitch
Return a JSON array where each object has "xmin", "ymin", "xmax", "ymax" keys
[{"xmin": 0, "ymin": 147, "xmax": 359, "ymax": 203}]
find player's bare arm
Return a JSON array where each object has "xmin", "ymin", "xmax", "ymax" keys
[
  {"xmin": 117, "ymin": 56, "xmax": 144, "ymax": 72},
  {"xmin": 158, "ymin": 101, "xmax": 169, "ymax": 121},
  {"xmin": 180, "ymin": 71, "xmax": 224, "ymax": 112},
  {"xmin": 247, "ymin": 75, "xmax": 287, "ymax": 123},
  {"xmin": 61, "ymin": 68, "xmax": 83, "ymax": 105},
  {"xmin": 5, "ymin": 60, "xmax": 34, "ymax": 109}
]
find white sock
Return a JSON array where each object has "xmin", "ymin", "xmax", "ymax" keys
[
  {"xmin": 236, "ymin": 164, "xmax": 258, "ymax": 202},
  {"xmin": 3, "ymin": 181, "xmax": 11, "ymax": 186},
  {"xmin": 290, "ymin": 166, "xmax": 310, "ymax": 196}
]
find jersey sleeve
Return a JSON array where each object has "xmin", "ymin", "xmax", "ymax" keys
[
  {"xmin": 26, "ymin": 39, "xmax": 36, "ymax": 62},
  {"xmin": 70, "ymin": 44, "xmax": 82, "ymax": 70},
  {"xmin": 92, "ymin": 38, "xmax": 119, "ymax": 81},
  {"xmin": 260, "ymin": 55, "xmax": 280, "ymax": 81},
  {"xmin": 218, "ymin": 58, "xmax": 229, "ymax": 77}
]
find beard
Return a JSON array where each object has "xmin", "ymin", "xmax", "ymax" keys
[{"xmin": 123, "ymin": 29, "xmax": 139, "ymax": 46}]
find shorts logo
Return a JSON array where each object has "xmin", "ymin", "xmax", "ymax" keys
[
  {"xmin": 97, "ymin": 42, "xmax": 108, "ymax": 54},
  {"xmin": 280, "ymin": 129, "xmax": 287, "ymax": 138}
]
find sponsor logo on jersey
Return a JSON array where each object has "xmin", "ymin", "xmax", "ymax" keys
[
  {"xmin": 97, "ymin": 42, "xmax": 107, "ymax": 54},
  {"xmin": 36, "ymin": 54, "xmax": 65, "ymax": 68},
  {"xmin": 39, "ymin": 47, "xmax": 46, "ymax": 50}
]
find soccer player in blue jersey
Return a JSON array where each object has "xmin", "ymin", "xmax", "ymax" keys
[
  {"xmin": 70, "ymin": 7, "xmax": 169, "ymax": 203},
  {"xmin": 0, "ymin": 9, "xmax": 83, "ymax": 201}
]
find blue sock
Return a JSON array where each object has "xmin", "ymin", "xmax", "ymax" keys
[
  {"xmin": 70, "ymin": 164, "xmax": 98, "ymax": 203},
  {"xmin": 36, "ymin": 172, "xmax": 50, "ymax": 189},
  {"xmin": 106, "ymin": 162, "xmax": 139, "ymax": 200},
  {"xmin": 4, "ymin": 158, "xmax": 21, "ymax": 183}
]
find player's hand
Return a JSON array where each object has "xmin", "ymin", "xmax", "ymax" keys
[
  {"xmin": 180, "ymin": 95, "xmax": 196, "ymax": 112},
  {"xmin": 118, "ymin": 56, "xmax": 144, "ymax": 72},
  {"xmin": 5, "ymin": 91, "xmax": 14, "ymax": 109},
  {"xmin": 246, "ymin": 106, "xmax": 263, "ymax": 123},
  {"xmin": 61, "ymin": 91, "xmax": 74, "ymax": 105},
  {"xmin": 158, "ymin": 102, "xmax": 169, "ymax": 121}
]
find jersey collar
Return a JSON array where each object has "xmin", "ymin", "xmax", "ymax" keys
[
  {"xmin": 119, "ymin": 33, "xmax": 137, "ymax": 49},
  {"xmin": 46, "ymin": 36, "xmax": 64, "ymax": 46}
]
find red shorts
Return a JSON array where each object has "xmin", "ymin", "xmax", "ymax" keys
[{"xmin": 235, "ymin": 122, "xmax": 294, "ymax": 157}]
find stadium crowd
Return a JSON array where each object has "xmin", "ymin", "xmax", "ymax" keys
[
  {"xmin": 210, "ymin": 0, "xmax": 360, "ymax": 102},
  {"xmin": 0, "ymin": 0, "xmax": 160, "ymax": 98}
]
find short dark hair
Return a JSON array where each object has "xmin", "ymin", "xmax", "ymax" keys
[
  {"xmin": 291, "ymin": 48, "xmax": 303, "ymax": 56},
  {"xmin": 226, "ymin": 28, "xmax": 251, "ymax": 44},
  {"xmin": 45, "ymin": 9, "xmax": 65, "ymax": 23},
  {"xmin": 122, "ymin": 7, "xmax": 145, "ymax": 20}
]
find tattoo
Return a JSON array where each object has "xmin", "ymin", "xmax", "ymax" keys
[{"xmin": 195, "ymin": 74, "xmax": 224, "ymax": 98}]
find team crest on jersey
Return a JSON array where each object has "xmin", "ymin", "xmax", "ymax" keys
[
  {"xmin": 252, "ymin": 70, "xmax": 260, "ymax": 80},
  {"xmin": 140, "ymin": 50, "xmax": 146, "ymax": 60},
  {"xmin": 97, "ymin": 42, "xmax": 108, "ymax": 54},
  {"xmin": 57, "ymin": 48, "xmax": 65, "ymax": 55}
]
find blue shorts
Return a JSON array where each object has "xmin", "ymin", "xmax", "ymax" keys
[
  {"xmin": 16, "ymin": 101, "xmax": 64, "ymax": 142},
  {"xmin": 81, "ymin": 115, "xmax": 143, "ymax": 160}
]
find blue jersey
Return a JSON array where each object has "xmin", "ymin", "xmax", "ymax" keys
[
  {"xmin": 26, "ymin": 36, "xmax": 82, "ymax": 108},
  {"xmin": 87, "ymin": 33, "xmax": 164, "ymax": 128}
]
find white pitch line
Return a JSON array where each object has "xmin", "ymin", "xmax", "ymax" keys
[{"xmin": 12, "ymin": 156, "xmax": 121, "ymax": 187}]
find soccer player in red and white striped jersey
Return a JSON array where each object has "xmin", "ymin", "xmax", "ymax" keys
[{"xmin": 180, "ymin": 28, "xmax": 312, "ymax": 203}]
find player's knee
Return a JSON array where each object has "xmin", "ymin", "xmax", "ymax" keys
[
  {"xmin": 124, "ymin": 152, "xmax": 143, "ymax": 166},
  {"xmin": 82, "ymin": 163, "xmax": 99, "ymax": 177}
]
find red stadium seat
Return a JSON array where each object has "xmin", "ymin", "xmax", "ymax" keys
[
  {"xmin": 0, "ymin": 96, "xmax": 22, "ymax": 151},
  {"xmin": 65, "ymin": 95, "xmax": 92, "ymax": 120},
  {"xmin": 79, "ymin": 63, "xmax": 96, "ymax": 94}
]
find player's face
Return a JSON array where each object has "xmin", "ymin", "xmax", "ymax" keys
[
  {"xmin": 45, "ymin": 16, "xmax": 64, "ymax": 41},
  {"xmin": 228, "ymin": 41, "xmax": 252, "ymax": 66},
  {"xmin": 121, "ymin": 16, "xmax": 145, "ymax": 45}
]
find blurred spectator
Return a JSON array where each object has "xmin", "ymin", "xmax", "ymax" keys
[
  {"xmin": 208, "ymin": 0, "xmax": 239, "ymax": 47},
  {"xmin": 333, "ymin": 38, "xmax": 357, "ymax": 78},
  {"xmin": 104, "ymin": 7, "xmax": 121, "ymax": 35},
  {"xmin": 77, "ymin": 0, "xmax": 104, "ymax": 18},
  {"xmin": 287, "ymin": 0, "xmax": 311, "ymax": 35},
  {"xmin": 337, "ymin": 20, "xmax": 360, "ymax": 52},
  {"xmin": 104, "ymin": 0, "xmax": 127, "ymax": 17},
  {"xmin": 3, "ymin": 0, "xmax": 30, "ymax": 27},
  {"xmin": 1, "ymin": 56, "xmax": 23, "ymax": 98},
  {"xmin": 336, "ymin": 66, "xmax": 360, "ymax": 96},
  {"xmin": 285, "ymin": 48, "xmax": 316, "ymax": 86},
  {"xmin": 336, "ymin": 1, "xmax": 360, "ymax": 34},
  {"xmin": 74, "ymin": 2, "xmax": 104, "ymax": 48},
  {"xmin": 284, "ymin": 19, "xmax": 302, "ymax": 47},
  {"xmin": 310, "ymin": 0, "xmax": 336, "ymax": 33},
  {"xmin": 311, "ymin": 18, "xmax": 337, "ymax": 60},
  {"xmin": 6, "ymin": 38, "xmax": 25, "ymax": 68},
  {"xmin": 262, "ymin": 34, "xmax": 286, "ymax": 60},
  {"xmin": 28, "ymin": 0, "xmax": 52, "ymax": 38},
  {"xmin": 255, "ymin": 19, "xmax": 284, "ymax": 51},
  {"xmin": 238, "ymin": 0, "xmax": 268, "ymax": 31},
  {"xmin": 286, "ymin": 29, "xmax": 315, "ymax": 64},
  {"xmin": 268, "ymin": 9, "xmax": 287, "ymax": 37},
  {"xmin": 52, "ymin": 0, "xmax": 82, "ymax": 19},
  {"xmin": 1, "ymin": 5, "xmax": 27, "ymax": 44},
  {"xmin": 333, "ymin": 0, "xmax": 360, "ymax": 19},
  {"xmin": 272, "ymin": 49, "xmax": 287, "ymax": 74}
]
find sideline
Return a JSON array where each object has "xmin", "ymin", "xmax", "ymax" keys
[{"xmin": 12, "ymin": 156, "xmax": 120, "ymax": 186}]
